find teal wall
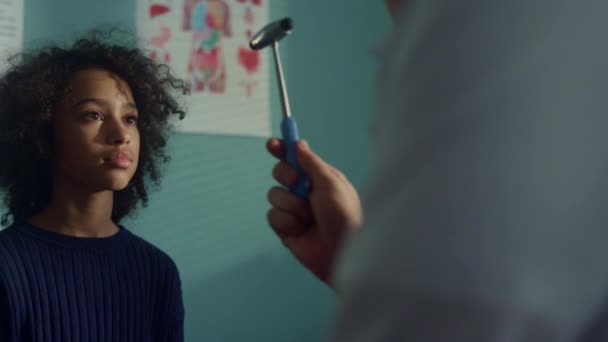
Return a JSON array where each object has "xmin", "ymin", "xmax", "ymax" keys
[{"xmin": 16, "ymin": 1, "xmax": 390, "ymax": 340}]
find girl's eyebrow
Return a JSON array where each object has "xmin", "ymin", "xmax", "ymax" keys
[{"xmin": 71, "ymin": 98, "xmax": 137, "ymax": 111}]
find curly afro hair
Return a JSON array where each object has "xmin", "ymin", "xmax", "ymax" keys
[{"xmin": 0, "ymin": 30, "xmax": 189, "ymax": 226}]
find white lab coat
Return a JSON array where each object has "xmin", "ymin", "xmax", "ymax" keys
[{"xmin": 333, "ymin": 1, "xmax": 608, "ymax": 341}]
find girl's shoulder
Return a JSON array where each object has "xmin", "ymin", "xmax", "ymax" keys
[
  {"xmin": 122, "ymin": 227, "xmax": 180, "ymax": 272},
  {"xmin": 0, "ymin": 224, "xmax": 26, "ymax": 277},
  {"xmin": 0, "ymin": 224, "xmax": 24, "ymax": 251}
]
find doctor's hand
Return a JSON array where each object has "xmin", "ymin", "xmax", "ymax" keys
[{"xmin": 265, "ymin": 138, "xmax": 363, "ymax": 286}]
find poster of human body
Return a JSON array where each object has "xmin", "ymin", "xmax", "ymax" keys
[
  {"xmin": 0, "ymin": 0, "xmax": 23, "ymax": 73},
  {"xmin": 136, "ymin": 0, "xmax": 270, "ymax": 137}
]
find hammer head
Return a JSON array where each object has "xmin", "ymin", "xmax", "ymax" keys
[{"xmin": 249, "ymin": 17, "xmax": 294, "ymax": 50}]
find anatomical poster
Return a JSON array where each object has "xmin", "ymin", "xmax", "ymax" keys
[
  {"xmin": 0, "ymin": 0, "xmax": 23, "ymax": 73},
  {"xmin": 136, "ymin": 0, "xmax": 270, "ymax": 137}
]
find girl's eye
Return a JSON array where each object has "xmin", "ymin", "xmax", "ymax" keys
[
  {"xmin": 125, "ymin": 115, "xmax": 138, "ymax": 126},
  {"xmin": 84, "ymin": 111, "xmax": 103, "ymax": 121}
]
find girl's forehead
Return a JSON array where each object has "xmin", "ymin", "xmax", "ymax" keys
[{"xmin": 65, "ymin": 68, "xmax": 135, "ymax": 103}]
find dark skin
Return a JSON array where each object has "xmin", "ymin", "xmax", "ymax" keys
[
  {"xmin": 385, "ymin": 0, "xmax": 405, "ymax": 18},
  {"xmin": 265, "ymin": 0, "xmax": 404, "ymax": 287},
  {"xmin": 266, "ymin": 139, "xmax": 363, "ymax": 285},
  {"xmin": 29, "ymin": 68, "xmax": 140, "ymax": 238}
]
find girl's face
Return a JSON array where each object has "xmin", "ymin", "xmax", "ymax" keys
[{"xmin": 52, "ymin": 68, "xmax": 140, "ymax": 193}]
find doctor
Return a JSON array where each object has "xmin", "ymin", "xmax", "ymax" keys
[{"xmin": 267, "ymin": 0, "xmax": 608, "ymax": 340}]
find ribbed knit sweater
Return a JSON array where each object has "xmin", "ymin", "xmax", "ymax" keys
[{"xmin": 0, "ymin": 222, "xmax": 184, "ymax": 342}]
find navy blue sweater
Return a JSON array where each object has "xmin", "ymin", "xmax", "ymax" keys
[{"xmin": 0, "ymin": 222, "xmax": 184, "ymax": 341}]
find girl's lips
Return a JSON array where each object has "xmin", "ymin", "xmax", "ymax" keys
[{"xmin": 106, "ymin": 153, "xmax": 132, "ymax": 169}]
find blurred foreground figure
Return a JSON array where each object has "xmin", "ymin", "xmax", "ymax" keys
[{"xmin": 268, "ymin": 0, "xmax": 608, "ymax": 341}]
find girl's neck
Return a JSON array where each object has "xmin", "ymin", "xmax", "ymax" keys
[{"xmin": 29, "ymin": 189, "xmax": 119, "ymax": 238}]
